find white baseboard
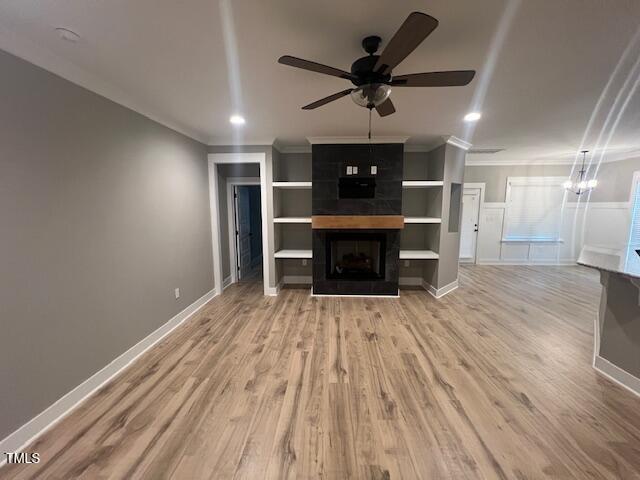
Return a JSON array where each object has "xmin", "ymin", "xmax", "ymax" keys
[
  {"xmin": 266, "ymin": 283, "xmax": 280, "ymax": 296},
  {"xmin": 594, "ymin": 355, "xmax": 640, "ymax": 398},
  {"xmin": 426, "ymin": 279, "xmax": 459, "ymax": 298},
  {"xmin": 399, "ymin": 277, "xmax": 458, "ymax": 298},
  {"xmin": 0, "ymin": 288, "xmax": 216, "ymax": 465},
  {"xmin": 477, "ymin": 260, "xmax": 577, "ymax": 266}
]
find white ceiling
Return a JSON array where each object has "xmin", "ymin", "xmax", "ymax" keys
[{"xmin": 1, "ymin": 0, "xmax": 639, "ymax": 163}]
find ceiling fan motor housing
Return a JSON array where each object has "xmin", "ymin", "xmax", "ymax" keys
[{"xmin": 350, "ymin": 55, "xmax": 391, "ymax": 86}]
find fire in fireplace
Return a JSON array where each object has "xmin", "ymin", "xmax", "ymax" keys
[{"xmin": 326, "ymin": 233, "xmax": 386, "ymax": 280}]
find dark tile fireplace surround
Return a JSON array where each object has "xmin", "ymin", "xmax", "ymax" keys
[{"xmin": 312, "ymin": 144, "xmax": 403, "ymax": 296}]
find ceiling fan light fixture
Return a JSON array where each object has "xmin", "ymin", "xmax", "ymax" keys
[{"xmin": 350, "ymin": 84, "xmax": 391, "ymax": 108}]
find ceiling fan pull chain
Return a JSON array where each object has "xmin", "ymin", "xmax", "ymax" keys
[{"xmin": 368, "ymin": 108, "xmax": 372, "ymax": 141}]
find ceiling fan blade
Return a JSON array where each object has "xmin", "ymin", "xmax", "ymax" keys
[
  {"xmin": 390, "ymin": 70, "xmax": 476, "ymax": 87},
  {"xmin": 375, "ymin": 98, "xmax": 396, "ymax": 117},
  {"xmin": 375, "ymin": 12, "xmax": 439, "ymax": 75},
  {"xmin": 278, "ymin": 55, "xmax": 355, "ymax": 81},
  {"xmin": 302, "ymin": 89, "xmax": 354, "ymax": 110}
]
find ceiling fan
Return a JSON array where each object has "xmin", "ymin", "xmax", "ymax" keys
[{"xmin": 278, "ymin": 12, "xmax": 476, "ymax": 117}]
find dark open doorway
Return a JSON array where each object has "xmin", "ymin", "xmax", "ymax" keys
[{"xmin": 233, "ymin": 185, "xmax": 263, "ymax": 282}]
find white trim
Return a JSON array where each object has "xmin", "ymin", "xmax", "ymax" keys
[
  {"xmin": 209, "ymin": 153, "xmax": 270, "ymax": 296},
  {"xmin": 282, "ymin": 275, "xmax": 312, "ymax": 284},
  {"xmin": 466, "ymin": 149, "xmax": 640, "ymax": 166},
  {"xmin": 272, "ymin": 181, "xmax": 312, "ymax": 189},
  {"xmin": 477, "ymin": 260, "xmax": 577, "ymax": 266},
  {"xmin": 222, "ymin": 275, "xmax": 232, "ymax": 290},
  {"xmin": 0, "ymin": 288, "xmax": 216, "ymax": 464},
  {"xmin": 265, "ymin": 284, "xmax": 280, "ymax": 296},
  {"xmin": 594, "ymin": 356, "xmax": 640, "ymax": 398},
  {"xmin": 274, "ymin": 249, "xmax": 312, "ymax": 259},
  {"xmin": 402, "ymin": 181, "xmax": 444, "ymax": 188},
  {"xmin": 306, "ymin": 136, "xmax": 409, "ymax": 144},
  {"xmin": 426, "ymin": 279, "xmax": 459, "ymax": 298},
  {"xmin": 226, "ymin": 178, "xmax": 261, "ymax": 284},
  {"xmin": 444, "ymin": 136, "xmax": 472, "ymax": 151}
]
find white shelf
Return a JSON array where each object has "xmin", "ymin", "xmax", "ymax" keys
[
  {"xmin": 404, "ymin": 217, "xmax": 442, "ymax": 224},
  {"xmin": 400, "ymin": 250, "xmax": 439, "ymax": 260},
  {"xmin": 402, "ymin": 181, "xmax": 444, "ymax": 188},
  {"xmin": 273, "ymin": 217, "xmax": 312, "ymax": 223},
  {"xmin": 273, "ymin": 181, "xmax": 312, "ymax": 189},
  {"xmin": 274, "ymin": 249, "xmax": 312, "ymax": 259}
]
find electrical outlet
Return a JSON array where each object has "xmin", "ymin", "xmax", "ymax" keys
[
  {"xmin": 174, "ymin": 288, "xmax": 180, "ymax": 299},
  {"xmin": 302, "ymin": 259, "xmax": 308, "ymax": 266},
  {"xmin": 404, "ymin": 260, "xmax": 410, "ymax": 267},
  {"xmin": 346, "ymin": 166, "xmax": 353, "ymax": 175},
  {"xmin": 353, "ymin": 166, "xmax": 358, "ymax": 174},
  {"xmin": 371, "ymin": 165, "xmax": 377, "ymax": 175}
]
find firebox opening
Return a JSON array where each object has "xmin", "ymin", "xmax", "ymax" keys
[{"xmin": 326, "ymin": 232, "xmax": 386, "ymax": 280}]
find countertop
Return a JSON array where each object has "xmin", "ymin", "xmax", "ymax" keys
[{"xmin": 577, "ymin": 245, "xmax": 640, "ymax": 279}]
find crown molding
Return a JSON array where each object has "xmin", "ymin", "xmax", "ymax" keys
[
  {"xmin": 444, "ymin": 136, "xmax": 472, "ymax": 151},
  {"xmin": 466, "ymin": 149, "xmax": 640, "ymax": 166},
  {"xmin": 306, "ymin": 136, "xmax": 410, "ymax": 145},
  {"xmin": 0, "ymin": 22, "xmax": 209, "ymax": 144}
]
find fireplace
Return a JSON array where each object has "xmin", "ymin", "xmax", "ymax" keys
[
  {"xmin": 326, "ymin": 233, "xmax": 386, "ymax": 280},
  {"xmin": 312, "ymin": 143, "xmax": 403, "ymax": 296}
]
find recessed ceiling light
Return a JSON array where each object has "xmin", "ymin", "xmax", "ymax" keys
[
  {"xmin": 229, "ymin": 114, "xmax": 246, "ymax": 126},
  {"xmin": 464, "ymin": 112, "xmax": 482, "ymax": 122},
  {"xmin": 55, "ymin": 27, "xmax": 81, "ymax": 43}
]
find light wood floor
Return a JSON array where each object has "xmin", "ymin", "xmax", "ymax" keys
[{"xmin": 3, "ymin": 266, "xmax": 640, "ymax": 479}]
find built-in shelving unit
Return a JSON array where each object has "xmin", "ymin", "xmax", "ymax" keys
[
  {"xmin": 274, "ymin": 249, "xmax": 312, "ymax": 259},
  {"xmin": 273, "ymin": 181, "xmax": 312, "ymax": 189},
  {"xmin": 404, "ymin": 217, "xmax": 442, "ymax": 224},
  {"xmin": 271, "ymin": 142, "xmax": 460, "ymax": 291},
  {"xmin": 273, "ymin": 217, "xmax": 312, "ymax": 223},
  {"xmin": 400, "ymin": 250, "xmax": 439, "ymax": 260},
  {"xmin": 402, "ymin": 180, "xmax": 443, "ymax": 188}
]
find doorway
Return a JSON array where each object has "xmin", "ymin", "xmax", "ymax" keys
[
  {"xmin": 460, "ymin": 186, "xmax": 482, "ymax": 263},
  {"xmin": 232, "ymin": 185, "xmax": 263, "ymax": 282}
]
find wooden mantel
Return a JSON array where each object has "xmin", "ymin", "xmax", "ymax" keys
[{"xmin": 312, "ymin": 215, "xmax": 404, "ymax": 230}]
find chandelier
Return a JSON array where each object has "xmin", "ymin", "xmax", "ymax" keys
[{"xmin": 563, "ymin": 150, "xmax": 597, "ymax": 195}]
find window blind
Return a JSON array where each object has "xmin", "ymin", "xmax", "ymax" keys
[
  {"xmin": 625, "ymin": 179, "xmax": 640, "ymax": 274},
  {"xmin": 503, "ymin": 179, "xmax": 566, "ymax": 241}
]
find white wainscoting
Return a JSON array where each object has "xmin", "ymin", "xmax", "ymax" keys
[{"xmin": 476, "ymin": 202, "xmax": 630, "ymax": 265}]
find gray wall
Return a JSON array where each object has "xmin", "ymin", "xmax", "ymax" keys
[
  {"xmin": 464, "ymin": 164, "xmax": 572, "ymax": 202},
  {"xmin": 464, "ymin": 157, "xmax": 640, "ymax": 203},
  {"xmin": 0, "ymin": 50, "xmax": 213, "ymax": 440}
]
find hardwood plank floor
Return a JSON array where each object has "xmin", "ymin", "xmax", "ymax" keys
[{"xmin": 3, "ymin": 265, "xmax": 640, "ymax": 479}]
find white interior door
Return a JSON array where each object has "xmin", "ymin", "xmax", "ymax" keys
[
  {"xmin": 234, "ymin": 186, "xmax": 252, "ymax": 279},
  {"xmin": 460, "ymin": 188, "xmax": 481, "ymax": 263}
]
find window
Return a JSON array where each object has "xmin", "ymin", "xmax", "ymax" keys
[
  {"xmin": 503, "ymin": 177, "xmax": 567, "ymax": 242},
  {"xmin": 625, "ymin": 172, "xmax": 640, "ymax": 274}
]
